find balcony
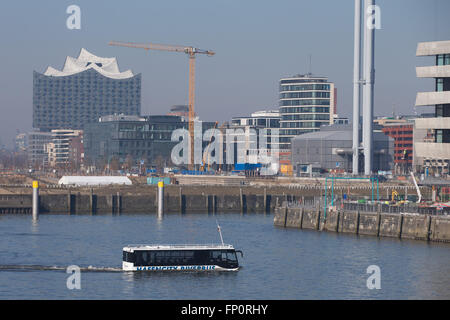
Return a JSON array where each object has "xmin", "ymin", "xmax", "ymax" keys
[
  {"xmin": 415, "ymin": 142, "xmax": 450, "ymax": 159},
  {"xmin": 416, "ymin": 40, "xmax": 450, "ymax": 56},
  {"xmin": 416, "ymin": 65, "xmax": 450, "ymax": 78},
  {"xmin": 415, "ymin": 91, "xmax": 450, "ymax": 106},
  {"xmin": 415, "ymin": 118, "xmax": 450, "ymax": 130}
]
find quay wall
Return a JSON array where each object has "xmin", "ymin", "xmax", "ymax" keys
[
  {"xmin": 0, "ymin": 188, "xmax": 288, "ymax": 215},
  {"xmin": 274, "ymin": 207, "xmax": 450, "ymax": 243}
]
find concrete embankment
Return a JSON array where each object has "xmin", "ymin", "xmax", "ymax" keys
[
  {"xmin": 0, "ymin": 186, "xmax": 292, "ymax": 215},
  {"xmin": 274, "ymin": 206, "xmax": 450, "ymax": 243},
  {"xmin": 0, "ymin": 181, "xmax": 431, "ymax": 215}
]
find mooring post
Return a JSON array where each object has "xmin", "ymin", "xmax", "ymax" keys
[
  {"xmin": 111, "ymin": 194, "xmax": 114, "ymax": 215},
  {"xmin": 179, "ymin": 187, "xmax": 183, "ymax": 213},
  {"xmin": 240, "ymin": 188, "xmax": 244, "ymax": 214},
  {"xmin": 299, "ymin": 207, "xmax": 304, "ymax": 229},
  {"xmin": 356, "ymin": 210, "xmax": 360, "ymax": 235},
  {"xmin": 158, "ymin": 181, "xmax": 164, "ymax": 218},
  {"xmin": 398, "ymin": 214, "xmax": 404, "ymax": 239},
  {"xmin": 116, "ymin": 191, "xmax": 121, "ymax": 215},
  {"xmin": 67, "ymin": 189, "xmax": 72, "ymax": 215},
  {"xmin": 32, "ymin": 180, "xmax": 39, "ymax": 220},
  {"xmin": 89, "ymin": 188, "xmax": 94, "ymax": 215},
  {"xmin": 264, "ymin": 188, "xmax": 267, "ymax": 213}
]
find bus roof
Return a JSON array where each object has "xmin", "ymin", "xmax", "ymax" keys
[{"xmin": 123, "ymin": 244, "xmax": 235, "ymax": 251}]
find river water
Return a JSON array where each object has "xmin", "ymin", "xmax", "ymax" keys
[{"xmin": 0, "ymin": 213, "xmax": 449, "ymax": 299}]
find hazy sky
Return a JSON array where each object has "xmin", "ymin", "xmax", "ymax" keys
[{"xmin": 0, "ymin": 0, "xmax": 449, "ymax": 148}]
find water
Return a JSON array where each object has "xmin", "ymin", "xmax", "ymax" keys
[{"xmin": 0, "ymin": 213, "xmax": 449, "ymax": 300}]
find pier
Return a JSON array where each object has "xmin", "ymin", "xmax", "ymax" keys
[{"xmin": 274, "ymin": 204, "xmax": 450, "ymax": 243}]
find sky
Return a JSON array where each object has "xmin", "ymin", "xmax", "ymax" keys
[{"xmin": 0, "ymin": 0, "xmax": 449, "ymax": 148}]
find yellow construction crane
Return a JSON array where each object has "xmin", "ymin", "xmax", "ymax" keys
[{"xmin": 108, "ymin": 41, "xmax": 215, "ymax": 170}]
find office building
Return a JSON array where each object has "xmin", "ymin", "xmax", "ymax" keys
[
  {"xmin": 414, "ymin": 40, "xmax": 450, "ymax": 176},
  {"xmin": 15, "ymin": 133, "xmax": 28, "ymax": 152},
  {"xmin": 46, "ymin": 129, "xmax": 83, "ymax": 168},
  {"xmin": 380, "ymin": 121, "xmax": 413, "ymax": 174},
  {"xmin": 279, "ymin": 74, "xmax": 336, "ymax": 151},
  {"xmin": 27, "ymin": 131, "xmax": 52, "ymax": 168},
  {"xmin": 84, "ymin": 114, "xmax": 216, "ymax": 168}
]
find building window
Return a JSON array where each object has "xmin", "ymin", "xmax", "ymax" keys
[
  {"xmin": 437, "ymin": 54, "xmax": 450, "ymax": 66},
  {"xmin": 436, "ymin": 130, "xmax": 443, "ymax": 143},
  {"xmin": 436, "ymin": 78, "xmax": 444, "ymax": 92},
  {"xmin": 436, "ymin": 105, "xmax": 444, "ymax": 117}
]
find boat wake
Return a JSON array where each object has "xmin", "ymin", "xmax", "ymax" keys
[{"xmin": 0, "ymin": 264, "xmax": 123, "ymax": 272}]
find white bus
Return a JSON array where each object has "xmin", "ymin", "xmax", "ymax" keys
[{"xmin": 122, "ymin": 244, "xmax": 243, "ymax": 271}]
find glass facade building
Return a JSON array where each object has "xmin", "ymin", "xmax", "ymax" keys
[
  {"xmin": 279, "ymin": 74, "xmax": 335, "ymax": 151},
  {"xmin": 33, "ymin": 48, "xmax": 141, "ymax": 132},
  {"xmin": 84, "ymin": 115, "xmax": 216, "ymax": 167}
]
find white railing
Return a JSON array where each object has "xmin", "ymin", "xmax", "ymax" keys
[{"xmin": 125, "ymin": 244, "xmax": 234, "ymax": 250}]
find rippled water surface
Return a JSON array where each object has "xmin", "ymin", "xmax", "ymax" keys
[{"xmin": 0, "ymin": 213, "xmax": 449, "ymax": 299}]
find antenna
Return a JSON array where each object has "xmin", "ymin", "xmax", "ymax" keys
[
  {"xmin": 216, "ymin": 220, "xmax": 224, "ymax": 246},
  {"xmin": 308, "ymin": 54, "xmax": 312, "ymax": 75}
]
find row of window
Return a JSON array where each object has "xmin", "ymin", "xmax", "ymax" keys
[
  {"xmin": 280, "ymin": 107, "xmax": 330, "ymax": 113},
  {"xmin": 280, "ymin": 92, "xmax": 330, "ymax": 99},
  {"xmin": 280, "ymin": 99, "xmax": 330, "ymax": 106},
  {"xmin": 396, "ymin": 144, "xmax": 412, "ymax": 148},
  {"xmin": 281, "ymin": 114, "xmax": 330, "ymax": 121},
  {"xmin": 386, "ymin": 131, "xmax": 413, "ymax": 136},
  {"xmin": 280, "ymin": 129, "xmax": 316, "ymax": 136},
  {"xmin": 280, "ymin": 84, "xmax": 331, "ymax": 92},
  {"xmin": 280, "ymin": 79, "xmax": 328, "ymax": 85},
  {"xmin": 118, "ymin": 132, "xmax": 172, "ymax": 140},
  {"xmin": 281, "ymin": 122, "xmax": 326, "ymax": 128}
]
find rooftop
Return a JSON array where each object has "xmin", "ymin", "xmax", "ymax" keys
[{"xmin": 43, "ymin": 48, "xmax": 135, "ymax": 79}]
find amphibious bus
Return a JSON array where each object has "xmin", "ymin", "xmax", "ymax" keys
[{"xmin": 122, "ymin": 244, "xmax": 243, "ymax": 271}]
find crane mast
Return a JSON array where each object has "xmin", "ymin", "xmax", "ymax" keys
[{"xmin": 109, "ymin": 41, "xmax": 215, "ymax": 170}]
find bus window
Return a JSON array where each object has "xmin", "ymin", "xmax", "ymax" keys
[
  {"xmin": 135, "ymin": 251, "xmax": 145, "ymax": 266},
  {"xmin": 194, "ymin": 250, "xmax": 210, "ymax": 264},
  {"xmin": 182, "ymin": 251, "xmax": 194, "ymax": 264},
  {"xmin": 155, "ymin": 251, "xmax": 165, "ymax": 264},
  {"xmin": 123, "ymin": 251, "xmax": 135, "ymax": 263},
  {"xmin": 210, "ymin": 250, "xmax": 222, "ymax": 263},
  {"xmin": 226, "ymin": 252, "xmax": 237, "ymax": 262}
]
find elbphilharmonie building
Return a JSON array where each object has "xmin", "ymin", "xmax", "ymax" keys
[{"xmin": 33, "ymin": 48, "xmax": 141, "ymax": 131}]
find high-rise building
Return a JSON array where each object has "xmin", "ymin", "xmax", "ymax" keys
[
  {"xmin": 279, "ymin": 74, "xmax": 336, "ymax": 151},
  {"xmin": 33, "ymin": 48, "xmax": 141, "ymax": 132},
  {"xmin": 414, "ymin": 40, "xmax": 450, "ymax": 176},
  {"xmin": 46, "ymin": 129, "xmax": 83, "ymax": 168},
  {"xmin": 15, "ymin": 133, "xmax": 28, "ymax": 152}
]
